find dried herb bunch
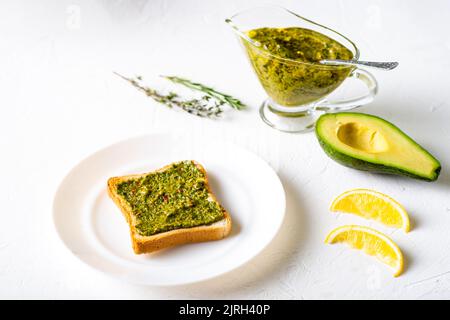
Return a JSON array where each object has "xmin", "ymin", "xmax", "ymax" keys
[
  {"xmin": 115, "ymin": 72, "xmax": 245, "ymax": 118},
  {"xmin": 163, "ymin": 76, "xmax": 246, "ymax": 110}
]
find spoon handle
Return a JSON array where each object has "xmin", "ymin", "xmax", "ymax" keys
[{"xmin": 320, "ymin": 59, "xmax": 399, "ymax": 70}]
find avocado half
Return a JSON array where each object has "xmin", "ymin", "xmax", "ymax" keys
[{"xmin": 315, "ymin": 112, "xmax": 441, "ymax": 181}]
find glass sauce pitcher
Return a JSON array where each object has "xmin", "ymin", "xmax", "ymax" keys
[{"xmin": 226, "ymin": 6, "xmax": 378, "ymax": 133}]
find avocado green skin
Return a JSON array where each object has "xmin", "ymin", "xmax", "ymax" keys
[{"xmin": 315, "ymin": 113, "xmax": 442, "ymax": 182}]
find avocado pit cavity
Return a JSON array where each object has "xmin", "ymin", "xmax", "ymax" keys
[{"xmin": 337, "ymin": 122, "xmax": 389, "ymax": 153}]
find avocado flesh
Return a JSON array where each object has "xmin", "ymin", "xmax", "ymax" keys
[{"xmin": 315, "ymin": 112, "xmax": 441, "ymax": 181}]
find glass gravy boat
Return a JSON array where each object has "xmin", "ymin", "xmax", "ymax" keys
[{"xmin": 226, "ymin": 6, "xmax": 378, "ymax": 133}]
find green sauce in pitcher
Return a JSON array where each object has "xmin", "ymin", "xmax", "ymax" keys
[{"xmin": 243, "ymin": 27, "xmax": 354, "ymax": 106}]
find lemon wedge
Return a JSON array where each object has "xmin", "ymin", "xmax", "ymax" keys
[
  {"xmin": 330, "ymin": 188, "xmax": 410, "ymax": 232},
  {"xmin": 325, "ymin": 225, "xmax": 404, "ymax": 277}
]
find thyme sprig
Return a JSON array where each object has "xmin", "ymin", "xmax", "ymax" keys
[
  {"xmin": 114, "ymin": 72, "xmax": 223, "ymax": 118},
  {"xmin": 162, "ymin": 75, "xmax": 246, "ymax": 110}
]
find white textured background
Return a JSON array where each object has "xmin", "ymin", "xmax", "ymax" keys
[{"xmin": 1, "ymin": 0, "xmax": 450, "ymax": 299}]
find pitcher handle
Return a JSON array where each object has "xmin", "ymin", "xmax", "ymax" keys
[{"xmin": 315, "ymin": 69, "xmax": 378, "ymax": 112}]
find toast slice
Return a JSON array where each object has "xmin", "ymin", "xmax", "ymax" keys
[{"xmin": 107, "ymin": 160, "xmax": 232, "ymax": 254}]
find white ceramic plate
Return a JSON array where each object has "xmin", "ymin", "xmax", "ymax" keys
[{"xmin": 53, "ymin": 133, "xmax": 286, "ymax": 286}]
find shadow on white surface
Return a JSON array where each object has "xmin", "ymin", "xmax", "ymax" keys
[
  {"xmin": 436, "ymin": 168, "xmax": 450, "ymax": 189},
  {"xmin": 401, "ymin": 247, "xmax": 412, "ymax": 277}
]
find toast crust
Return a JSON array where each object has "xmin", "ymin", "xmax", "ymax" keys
[{"xmin": 107, "ymin": 161, "xmax": 232, "ymax": 254}]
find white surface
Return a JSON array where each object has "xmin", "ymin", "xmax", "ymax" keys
[
  {"xmin": 53, "ymin": 133, "xmax": 285, "ymax": 286},
  {"xmin": 1, "ymin": 0, "xmax": 450, "ymax": 299}
]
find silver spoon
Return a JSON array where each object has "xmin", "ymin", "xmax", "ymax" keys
[{"xmin": 320, "ymin": 59, "xmax": 399, "ymax": 70}]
